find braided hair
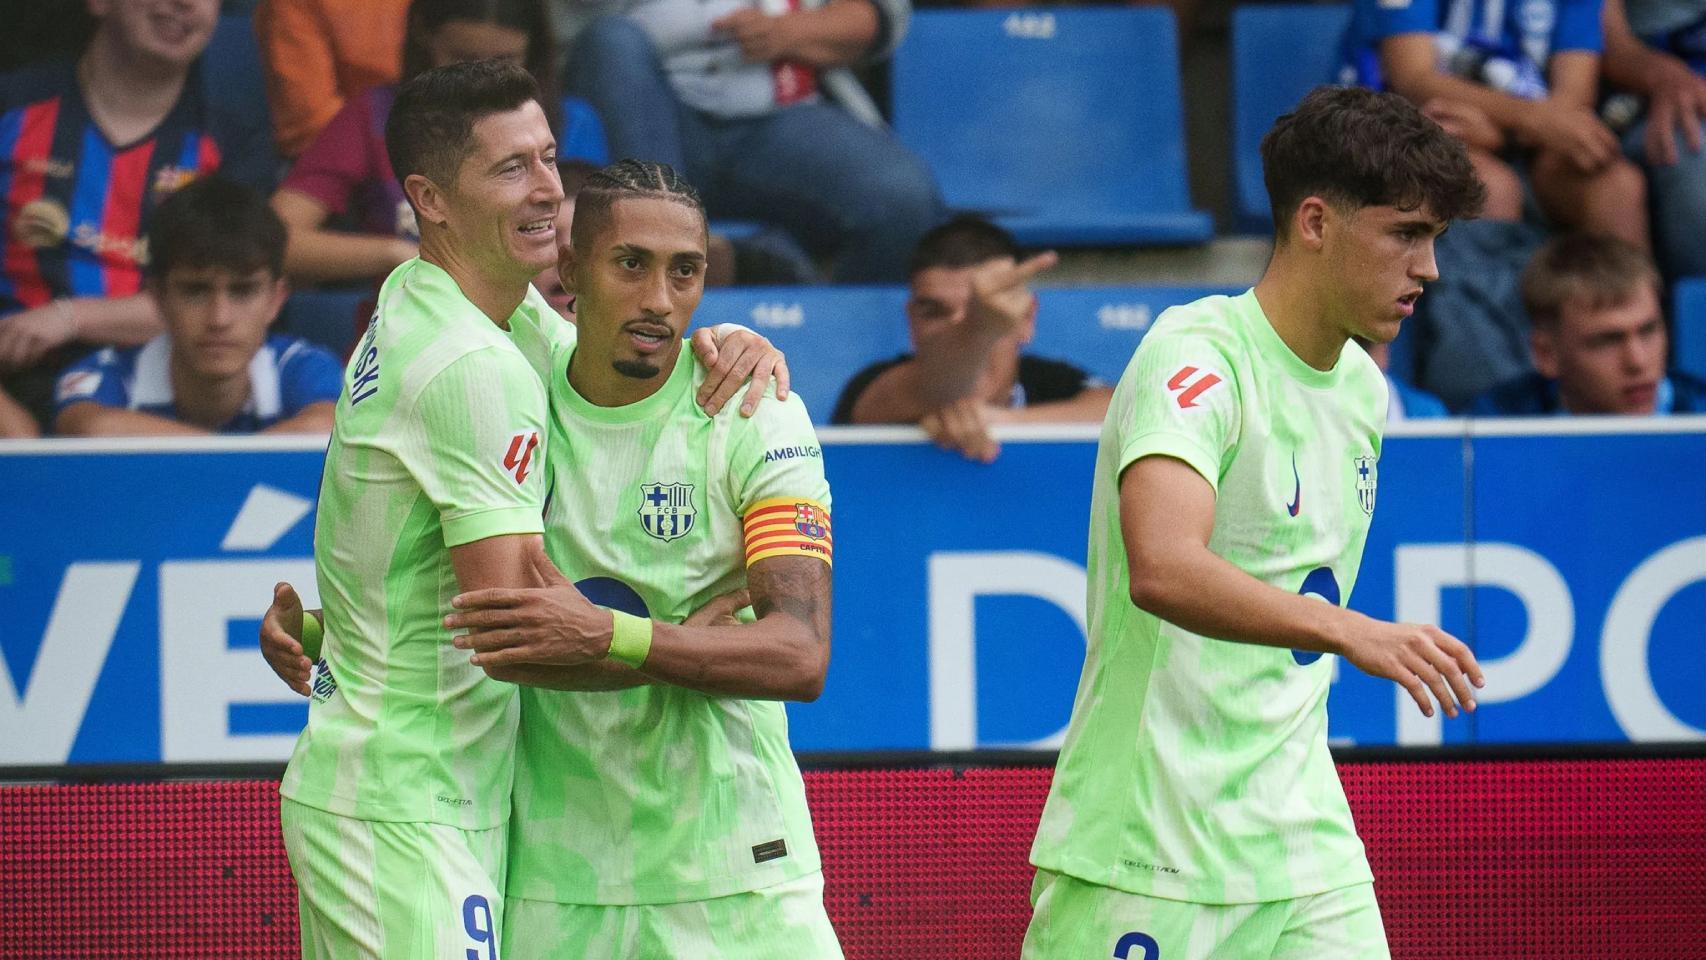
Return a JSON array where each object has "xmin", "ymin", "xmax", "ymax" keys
[{"xmin": 569, "ymin": 159, "xmax": 708, "ymax": 251}]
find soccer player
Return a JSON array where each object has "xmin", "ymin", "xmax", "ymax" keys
[
  {"xmin": 1021, "ymin": 86, "xmax": 1488, "ymax": 960},
  {"xmin": 270, "ymin": 63, "xmax": 782, "ymax": 959},
  {"xmin": 439, "ymin": 160, "xmax": 840, "ymax": 959}
]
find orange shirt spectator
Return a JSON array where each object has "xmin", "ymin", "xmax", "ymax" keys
[{"xmin": 255, "ymin": 0, "xmax": 410, "ymax": 157}]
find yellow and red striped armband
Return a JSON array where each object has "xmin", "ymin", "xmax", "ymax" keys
[{"xmin": 743, "ymin": 496, "xmax": 833, "ymax": 567}]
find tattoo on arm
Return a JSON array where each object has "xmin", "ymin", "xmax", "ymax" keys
[{"xmin": 751, "ymin": 556, "xmax": 832, "ymax": 646}]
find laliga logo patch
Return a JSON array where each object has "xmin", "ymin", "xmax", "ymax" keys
[
  {"xmin": 639, "ymin": 482, "xmax": 696, "ymax": 542},
  {"xmin": 503, "ymin": 431, "xmax": 539, "ymax": 484},
  {"xmin": 1165, "ymin": 364, "xmax": 1222, "ymax": 409}
]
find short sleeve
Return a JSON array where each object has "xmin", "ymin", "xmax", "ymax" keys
[
  {"xmin": 831, "ymin": 356, "xmax": 907, "ymax": 424},
  {"xmin": 1552, "ymin": 0, "xmax": 1604, "ymax": 52},
  {"xmin": 729, "ymin": 389, "xmax": 833, "ymax": 566},
  {"xmin": 279, "ymin": 95, "xmax": 376, "ymax": 216},
  {"xmin": 1360, "ymin": 0, "xmax": 1440, "ymax": 41},
  {"xmin": 277, "ymin": 338, "xmax": 344, "ymax": 414},
  {"xmin": 1113, "ymin": 329, "xmax": 1241, "ymax": 494},
  {"xmin": 53, "ymin": 349, "xmax": 131, "ymax": 415},
  {"xmin": 400, "ymin": 347, "xmax": 549, "ymax": 548}
]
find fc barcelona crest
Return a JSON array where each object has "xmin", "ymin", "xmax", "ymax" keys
[
  {"xmin": 1354, "ymin": 455, "xmax": 1377, "ymax": 516},
  {"xmin": 639, "ymin": 482, "xmax": 697, "ymax": 541},
  {"xmin": 795, "ymin": 503, "xmax": 829, "ymax": 540}
]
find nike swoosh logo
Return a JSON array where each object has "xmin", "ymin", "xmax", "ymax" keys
[{"xmin": 1286, "ymin": 455, "xmax": 1301, "ymax": 517}]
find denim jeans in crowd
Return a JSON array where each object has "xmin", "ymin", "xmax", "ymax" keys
[
  {"xmin": 1623, "ymin": 116, "xmax": 1706, "ymax": 280},
  {"xmin": 567, "ymin": 15, "xmax": 945, "ymax": 283}
]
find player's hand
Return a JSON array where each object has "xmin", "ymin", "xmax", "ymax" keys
[
  {"xmin": 1337, "ymin": 614, "xmax": 1485, "ymax": 719},
  {"xmin": 964, "ymin": 251, "xmax": 1057, "ymax": 341},
  {"xmin": 683, "ymin": 586, "xmax": 752, "ymax": 627},
  {"xmin": 447, "ymin": 541, "xmax": 613, "ymax": 667},
  {"xmin": 920, "ymin": 397, "xmax": 1000, "ymax": 464},
  {"xmin": 1422, "ymin": 97, "xmax": 1505, "ymax": 152},
  {"xmin": 1642, "ymin": 59, "xmax": 1706, "ymax": 166},
  {"xmin": 691, "ymin": 324, "xmax": 790, "ymax": 418},
  {"xmin": 260, "ymin": 582, "xmax": 313, "ymax": 698},
  {"xmin": 0, "ymin": 303, "xmax": 78, "ymax": 371},
  {"xmin": 1522, "ymin": 100, "xmax": 1620, "ymax": 173}
]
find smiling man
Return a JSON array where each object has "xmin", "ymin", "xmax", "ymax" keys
[
  {"xmin": 1473, "ymin": 233, "xmax": 1706, "ymax": 415},
  {"xmin": 1022, "ymin": 86, "xmax": 1487, "ymax": 960},
  {"xmin": 438, "ymin": 160, "xmax": 842, "ymax": 959}
]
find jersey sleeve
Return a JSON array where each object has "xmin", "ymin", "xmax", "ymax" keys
[
  {"xmin": 729, "ymin": 389, "xmax": 833, "ymax": 567},
  {"xmin": 1553, "ymin": 0, "xmax": 1604, "ymax": 52},
  {"xmin": 1114, "ymin": 328, "xmax": 1242, "ymax": 494},
  {"xmin": 53, "ymin": 349, "xmax": 130, "ymax": 414},
  {"xmin": 1360, "ymin": 0, "xmax": 1440, "ymax": 41},
  {"xmin": 559, "ymin": 96, "xmax": 611, "ymax": 165},
  {"xmin": 277, "ymin": 338, "xmax": 345, "ymax": 414},
  {"xmin": 399, "ymin": 346, "xmax": 548, "ymax": 548}
]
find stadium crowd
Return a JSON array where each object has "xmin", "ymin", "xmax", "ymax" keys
[{"xmin": 0, "ymin": 0, "xmax": 1703, "ymax": 443}]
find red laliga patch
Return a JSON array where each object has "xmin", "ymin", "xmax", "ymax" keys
[
  {"xmin": 503, "ymin": 430, "xmax": 539, "ymax": 484},
  {"xmin": 1165, "ymin": 365, "xmax": 1222, "ymax": 409}
]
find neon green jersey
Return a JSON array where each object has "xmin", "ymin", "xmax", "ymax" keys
[
  {"xmin": 508, "ymin": 346, "xmax": 833, "ymax": 905},
  {"xmin": 281, "ymin": 259, "xmax": 573, "ymax": 829},
  {"xmin": 1031, "ymin": 290, "xmax": 1387, "ymax": 904}
]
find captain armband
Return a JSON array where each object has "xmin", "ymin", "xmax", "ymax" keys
[{"xmin": 742, "ymin": 496, "xmax": 833, "ymax": 568}]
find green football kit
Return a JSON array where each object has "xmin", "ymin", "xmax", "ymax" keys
[
  {"xmin": 280, "ymin": 259, "xmax": 570, "ymax": 958},
  {"xmin": 1024, "ymin": 290, "xmax": 1391, "ymax": 960},
  {"xmin": 502, "ymin": 344, "xmax": 841, "ymax": 959}
]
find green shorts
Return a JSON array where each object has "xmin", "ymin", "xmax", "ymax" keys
[
  {"xmin": 281, "ymin": 797, "xmax": 509, "ymax": 960},
  {"xmin": 502, "ymin": 871, "xmax": 844, "ymax": 960},
  {"xmin": 1020, "ymin": 869, "xmax": 1390, "ymax": 960}
]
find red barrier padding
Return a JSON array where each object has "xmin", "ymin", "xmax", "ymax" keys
[{"xmin": 2, "ymin": 759, "xmax": 1703, "ymax": 958}]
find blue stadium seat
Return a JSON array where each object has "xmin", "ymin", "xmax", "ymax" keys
[
  {"xmin": 1674, "ymin": 277, "xmax": 1706, "ymax": 380},
  {"xmin": 1230, "ymin": 4, "xmax": 1353, "ymax": 233},
  {"xmin": 278, "ymin": 288, "xmax": 367, "ymax": 357},
  {"xmin": 693, "ymin": 287, "xmax": 911, "ymax": 422},
  {"xmin": 892, "ymin": 9, "xmax": 1212, "ymax": 247},
  {"xmin": 1030, "ymin": 286, "xmax": 1244, "ymax": 385}
]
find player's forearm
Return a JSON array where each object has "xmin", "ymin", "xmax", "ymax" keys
[
  {"xmin": 484, "ymin": 660, "xmax": 650, "ymax": 692},
  {"xmin": 639, "ymin": 615, "xmax": 828, "ymax": 701},
  {"xmin": 1128, "ymin": 542, "xmax": 1358, "ymax": 656},
  {"xmin": 54, "ymin": 403, "xmax": 210, "ymax": 437},
  {"xmin": 64, "ymin": 294, "xmax": 163, "ymax": 348}
]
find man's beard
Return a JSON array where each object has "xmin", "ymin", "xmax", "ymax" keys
[{"xmin": 613, "ymin": 359, "xmax": 661, "ymax": 379}]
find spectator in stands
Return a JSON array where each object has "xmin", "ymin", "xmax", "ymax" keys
[
  {"xmin": 1346, "ymin": 0, "xmax": 1651, "ymax": 250},
  {"xmin": 1473, "ymin": 233, "xmax": 1706, "ymax": 414},
  {"xmin": 256, "ymin": 0, "xmax": 412, "ymax": 158},
  {"xmin": 0, "ymin": 0, "xmax": 277, "ymax": 434},
  {"xmin": 271, "ymin": 0, "xmax": 605, "ymax": 290},
  {"xmin": 1601, "ymin": 0, "xmax": 1706, "ymax": 278},
  {"xmin": 1358, "ymin": 337, "xmax": 1450, "ymax": 420},
  {"xmin": 832, "ymin": 216, "xmax": 1110, "ymax": 462},
  {"xmin": 54, "ymin": 177, "xmax": 341, "ymax": 436},
  {"xmin": 555, "ymin": 0, "xmax": 944, "ymax": 282}
]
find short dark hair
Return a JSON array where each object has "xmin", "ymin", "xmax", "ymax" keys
[
  {"xmin": 385, "ymin": 58, "xmax": 542, "ymax": 193},
  {"xmin": 569, "ymin": 159, "xmax": 707, "ymax": 251},
  {"xmin": 147, "ymin": 176, "xmax": 285, "ymax": 279},
  {"xmin": 557, "ymin": 159, "xmax": 600, "ymax": 200},
  {"xmin": 1261, "ymin": 86, "xmax": 1484, "ymax": 240},
  {"xmin": 1521, "ymin": 233, "xmax": 1661, "ymax": 331},
  {"xmin": 907, "ymin": 215, "xmax": 1018, "ymax": 278}
]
